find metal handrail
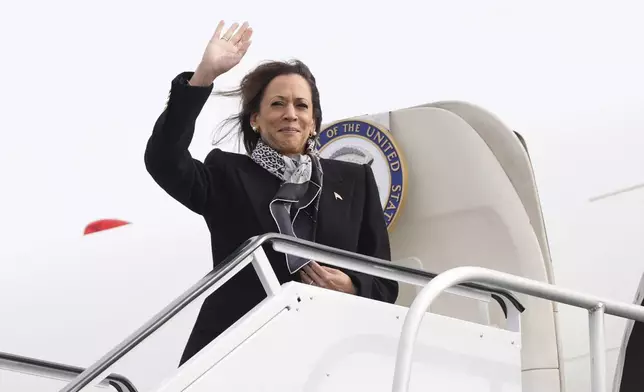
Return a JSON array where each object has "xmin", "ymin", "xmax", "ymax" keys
[
  {"xmin": 60, "ymin": 233, "xmax": 524, "ymax": 392},
  {"xmin": 392, "ymin": 266, "xmax": 644, "ymax": 392},
  {"xmin": 0, "ymin": 351, "xmax": 137, "ymax": 392},
  {"xmin": 269, "ymin": 235, "xmax": 525, "ymax": 315}
]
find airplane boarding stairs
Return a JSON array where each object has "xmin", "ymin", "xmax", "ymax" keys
[
  {"xmin": 0, "ymin": 352, "xmax": 137, "ymax": 392},
  {"xmin": 6, "ymin": 233, "xmax": 644, "ymax": 392}
]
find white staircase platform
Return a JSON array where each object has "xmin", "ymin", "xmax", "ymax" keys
[
  {"xmin": 158, "ymin": 281, "xmax": 521, "ymax": 392},
  {"xmin": 9, "ymin": 235, "xmax": 644, "ymax": 392}
]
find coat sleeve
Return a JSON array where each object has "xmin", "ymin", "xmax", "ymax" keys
[
  {"xmin": 350, "ymin": 164, "xmax": 400, "ymax": 303},
  {"xmin": 144, "ymin": 72, "xmax": 224, "ymax": 215}
]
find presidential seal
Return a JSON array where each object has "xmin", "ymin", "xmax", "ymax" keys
[{"xmin": 317, "ymin": 119, "xmax": 406, "ymax": 231}]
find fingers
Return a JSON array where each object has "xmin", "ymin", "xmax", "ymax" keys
[
  {"xmin": 242, "ymin": 27, "xmax": 253, "ymax": 42},
  {"xmin": 211, "ymin": 20, "xmax": 225, "ymax": 41},
  {"xmin": 303, "ymin": 261, "xmax": 336, "ymax": 287},
  {"xmin": 221, "ymin": 22, "xmax": 239, "ymax": 41},
  {"xmin": 238, "ymin": 39, "xmax": 252, "ymax": 56},
  {"xmin": 302, "ymin": 265, "xmax": 324, "ymax": 287},
  {"xmin": 231, "ymin": 21, "xmax": 250, "ymax": 45},
  {"xmin": 236, "ymin": 27, "xmax": 253, "ymax": 54},
  {"xmin": 299, "ymin": 263, "xmax": 355, "ymax": 294},
  {"xmin": 308, "ymin": 261, "xmax": 332, "ymax": 279},
  {"xmin": 210, "ymin": 21, "xmax": 252, "ymax": 52},
  {"xmin": 299, "ymin": 262, "xmax": 356, "ymax": 295},
  {"xmin": 299, "ymin": 270, "xmax": 314, "ymax": 285},
  {"xmin": 300, "ymin": 270, "xmax": 323, "ymax": 288}
]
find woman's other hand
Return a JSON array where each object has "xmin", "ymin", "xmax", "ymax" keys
[
  {"xmin": 300, "ymin": 261, "xmax": 357, "ymax": 295},
  {"xmin": 190, "ymin": 20, "xmax": 253, "ymax": 86}
]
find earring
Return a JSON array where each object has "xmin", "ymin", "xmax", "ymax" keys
[{"xmin": 252, "ymin": 125, "xmax": 258, "ymax": 133}]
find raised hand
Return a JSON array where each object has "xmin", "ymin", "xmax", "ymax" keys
[{"xmin": 191, "ymin": 21, "xmax": 253, "ymax": 86}]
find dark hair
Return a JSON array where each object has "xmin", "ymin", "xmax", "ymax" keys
[{"xmin": 213, "ymin": 59, "xmax": 323, "ymax": 155}]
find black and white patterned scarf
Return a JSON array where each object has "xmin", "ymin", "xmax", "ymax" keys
[{"xmin": 251, "ymin": 138, "xmax": 323, "ymax": 273}]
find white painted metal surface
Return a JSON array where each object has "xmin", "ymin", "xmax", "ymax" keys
[
  {"xmin": 365, "ymin": 105, "xmax": 561, "ymax": 388},
  {"xmin": 393, "ymin": 266, "xmax": 644, "ymax": 392},
  {"xmin": 56, "ymin": 234, "xmax": 523, "ymax": 392},
  {"xmin": 156, "ymin": 282, "xmax": 522, "ymax": 392},
  {"xmin": 51, "ymin": 100, "xmax": 619, "ymax": 392},
  {"xmin": 50, "ymin": 237, "xmax": 644, "ymax": 392}
]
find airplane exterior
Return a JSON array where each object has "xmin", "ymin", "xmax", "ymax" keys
[
  {"xmin": 3, "ymin": 101, "xmax": 643, "ymax": 392},
  {"xmin": 1, "ymin": 3, "xmax": 644, "ymax": 391}
]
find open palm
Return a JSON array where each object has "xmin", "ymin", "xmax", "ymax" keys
[{"xmin": 202, "ymin": 21, "xmax": 253, "ymax": 78}]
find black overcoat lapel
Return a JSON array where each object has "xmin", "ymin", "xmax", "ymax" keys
[
  {"xmin": 236, "ymin": 158, "xmax": 357, "ymax": 245},
  {"xmin": 236, "ymin": 162, "xmax": 281, "ymax": 234},
  {"xmin": 315, "ymin": 160, "xmax": 356, "ymax": 245}
]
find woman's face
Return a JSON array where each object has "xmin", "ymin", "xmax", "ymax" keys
[{"xmin": 251, "ymin": 74, "xmax": 316, "ymax": 156}]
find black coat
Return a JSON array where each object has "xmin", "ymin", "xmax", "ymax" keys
[{"xmin": 144, "ymin": 72, "xmax": 399, "ymax": 365}]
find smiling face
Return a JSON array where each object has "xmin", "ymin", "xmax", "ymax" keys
[{"xmin": 250, "ymin": 74, "xmax": 316, "ymax": 156}]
